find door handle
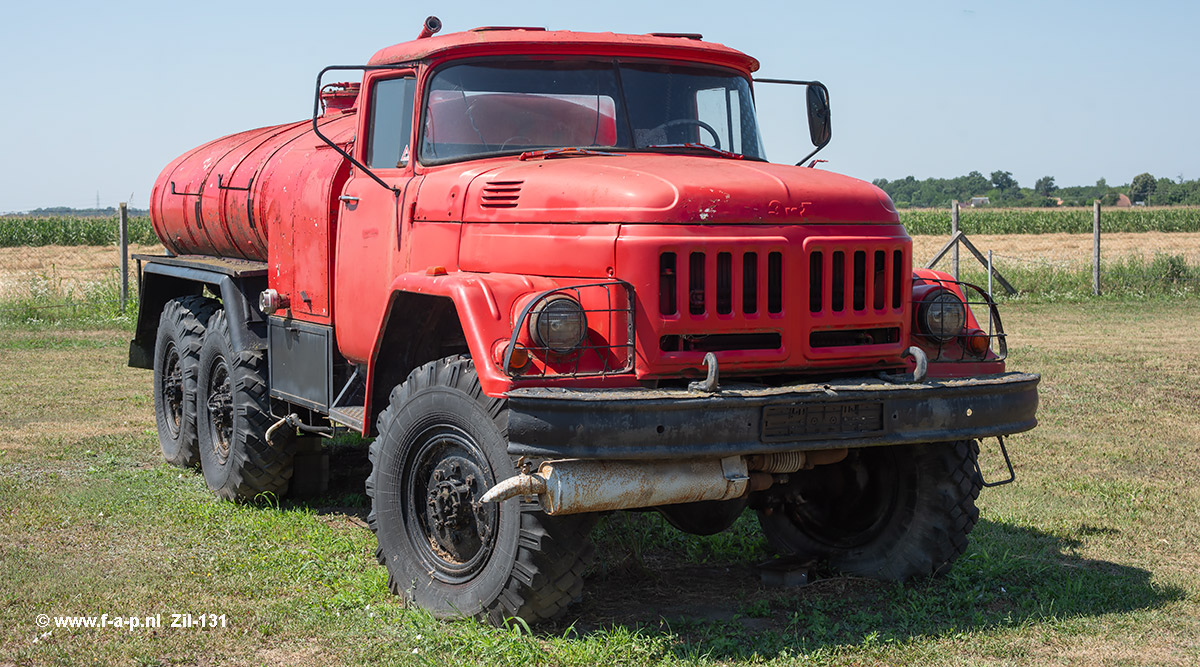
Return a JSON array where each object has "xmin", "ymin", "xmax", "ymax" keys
[{"xmin": 338, "ymin": 195, "xmax": 359, "ymax": 204}]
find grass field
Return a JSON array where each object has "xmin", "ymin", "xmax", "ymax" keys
[{"xmin": 1, "ymin": 300, "xmax": 1199, "ymax": 665}]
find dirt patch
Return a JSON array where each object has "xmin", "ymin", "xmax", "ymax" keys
[{"xmin": 912, "ymin": 232, "xmax": 1200, "ymax": 267}]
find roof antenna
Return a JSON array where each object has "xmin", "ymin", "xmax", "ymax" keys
[{"xmin": 418, "ymin": 16, "xmax": 442, "ymax": 39}]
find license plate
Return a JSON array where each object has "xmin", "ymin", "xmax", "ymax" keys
[{"xmin": 761, "ymin": 401, "xmax": 884, "ymax": 442}]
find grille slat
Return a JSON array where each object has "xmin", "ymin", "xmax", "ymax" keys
[
  {"xmin": 809, "ymin": 243, "xmax": 908, "ymax": 316},
  {"xmin": 831, "ymin": 251, "xmax": 845, "ymax": 312},
  {"xmin": 743, "ymin": 252, "xmax": 758, "ymax": 314},
  {"xmin": 716, "ymin": 252, "xmax": 732, "ymax": 314},
  {"xmin": 660, "ymin": 249, "xmax": 780, "ymax": 318}
]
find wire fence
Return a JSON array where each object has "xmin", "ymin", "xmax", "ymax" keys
[
  {"xmin": 0, "ymin": 210, "xmax": 161, "ymax": 324},
  {"xmin": 3, "ymin": 203, "xmax": 1200, "ymax": 326},
  {"xmin": 913, "ymin": 202, "xmax": 1200, "ymax": 298}
]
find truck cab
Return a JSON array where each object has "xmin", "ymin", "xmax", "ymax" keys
[{"xmin": 131, "ymin": 18, "xmax": 1038, "ymax": 626}]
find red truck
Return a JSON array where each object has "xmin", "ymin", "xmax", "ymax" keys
[{"xmin": 130, "ymin": 17, "xmax": 1039, "ymax": 625}]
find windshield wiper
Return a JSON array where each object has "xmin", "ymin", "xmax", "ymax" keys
[
  {"xmin": 518, "ymin": 147, "xmax": 625, "ymax": 161},
  {"xmin": 640, "ymin": 143, "xmax": 744, "ymax": 159}
]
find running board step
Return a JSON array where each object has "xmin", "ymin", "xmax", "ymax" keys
[{"xmin": 328, "ymin": 405, "xmax": 365, "ymax": 432}]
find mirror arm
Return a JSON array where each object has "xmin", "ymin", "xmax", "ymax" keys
[
  {"xmin": 753, "ymin": 78, "xmax": 831, "ymax": 166},
  {"xmin": 796, "ymin": 140, "xmax": 830, "ymax": 167},
  {"xmin": 313, "ymin": 64, "xmax": 416, "ymax": 195}
]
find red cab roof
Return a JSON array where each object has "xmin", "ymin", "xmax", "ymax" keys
[{"xmin": 367, "ymin": 27, "xmax": 760, "ymax": 73}]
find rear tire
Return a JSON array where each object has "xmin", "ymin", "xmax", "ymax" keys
[
  {"xmin": 153, "ymin": 296, "xmax": 220, "ymax": 468},
  {"xmin": 196, "ymin": 309, "xmax": 294, "ymax": 500},
  {"xmin": 758, "ymin": 441, "xmax": 981, "ymax": 580},
  {"xmin": 367, "ymin": 356, "xmax": 595, "ymax": 625}
]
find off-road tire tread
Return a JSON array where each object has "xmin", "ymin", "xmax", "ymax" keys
[
  {"xmin": 198, "ymin": 309, "xmax": 294, "ymax": 501},
  {"xmin": 366, "ymin": 356, "xmax": 595, "ymax": 626},
  {"xmin": 762, "ymin": 440, "xmax": 982, "ymax": 581},
  {"xmin": 155, "ymin": 295, "xmax": 220, "ymax": 468}
]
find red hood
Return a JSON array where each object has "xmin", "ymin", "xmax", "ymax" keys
[{"xmin": 454, "ymin": 155, "xmax": 898, "ymax": 225}]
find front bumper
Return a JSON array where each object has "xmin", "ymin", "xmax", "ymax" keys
[{"xmin": 506, "ymin": 372, "xmax": 1039, "ymax": 460}]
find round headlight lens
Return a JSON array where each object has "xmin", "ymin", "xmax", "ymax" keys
[
  {"xmin": 920, "ymin": 291, "xmax": 966, "ymax": 342},
  {"xmin": 529, "ymin": 296, "xmax": 588, "ymax": 353}
]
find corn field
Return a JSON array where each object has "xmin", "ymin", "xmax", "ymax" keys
[
  {"xmin": 901, "ymin": 206, "xmax": 1200, "ymax": 235},
  {"xmin": 0, "ymin": 214, "xmax": 157, "ymax": 247}
]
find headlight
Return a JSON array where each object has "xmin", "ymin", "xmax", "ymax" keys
[
  {"xmin": 918, "ymin": 290, "xmax": 966, "ymax": 342},
  {"xmin": 529, "ymin": 296, "xmax": 588, "ymax": 353}
]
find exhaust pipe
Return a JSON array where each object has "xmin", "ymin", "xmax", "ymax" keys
[
  {"xmin": 479, "ymin": 450, "xmax": 849, "ymax": 515},
  {"xmin": 480, "ymin": 456, "xmax": 751, "ymax": 516},
  {"xmin": 417, "ymin": 16, "xmax": 442, "ymax": 39}
]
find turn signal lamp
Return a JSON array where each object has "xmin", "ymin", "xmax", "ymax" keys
[
  {"xmin": 964, "ymin": 329, "xmax": 990, "ymax": 357},
  {"xmin": 493, "ymin": 340, "xmax": 531, "ymax": 372}
]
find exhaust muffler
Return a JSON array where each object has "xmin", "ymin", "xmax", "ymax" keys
[{"xmin": 480, "ymin": 456, "xmax": 751, "ymax": 515}]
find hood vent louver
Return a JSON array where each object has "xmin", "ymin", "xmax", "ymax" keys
[{"xmin": 480, "ymin": 180, "xmax": 523, "ymax": 208}]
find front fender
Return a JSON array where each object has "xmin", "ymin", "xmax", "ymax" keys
[{"xmin": 368, "ymin": 271, "xmax": 561, "ymax": 399}]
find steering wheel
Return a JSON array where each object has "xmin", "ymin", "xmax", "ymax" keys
[{"xmin": 647, "ymin": 118, "xmax": 721, "ymax": 150}]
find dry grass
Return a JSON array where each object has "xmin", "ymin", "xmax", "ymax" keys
[
  {"xmin": 0, "ymin": 243, "xmax": 163, "ymax": 299},
  {"xmin": 912, "ymin": 231, "xmax": 1200, "ymax": 267}
]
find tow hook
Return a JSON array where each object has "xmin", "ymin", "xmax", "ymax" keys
[
  {"xmin": 878, "ymin": 346, "xmax": 928, "ymax": 384},
  {"xmin": 689, "ymin": 352, "xmax": 720, "ymax": 393}
]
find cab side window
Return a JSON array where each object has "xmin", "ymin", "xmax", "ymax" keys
[{"xmin": 367, "ymin": 77, "xmax": 416, "ymax": 169}]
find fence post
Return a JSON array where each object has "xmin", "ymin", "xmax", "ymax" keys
[
  {"xmin": 951, "ymin": 200, "xmax": 960, "ymax": 281},
  {"xmin": 1093, "ymin": 200, "xmax": 1101, "ymax": 296},
  {"xmin": 988, "ymin": 250, "xmax": 994, "ymax": 299},
  {"xmin": 119, "ymin": 202, "xmax": 129, "ymax": 313}
]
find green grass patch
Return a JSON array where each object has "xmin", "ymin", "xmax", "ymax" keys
[
  {"xmin": 3, "ymin": 300, "xmax": 1200, "ymax": 664},
  {"xmin": 0, "ymin": 267, "xmax": 136, "ymax": 329},
  {"xmin": 951, "ymin": 253, "xmax": 1200, "ymax": 302}
]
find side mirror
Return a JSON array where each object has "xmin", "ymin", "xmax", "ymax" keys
[{"xmin": 806, "ymin": 83, "xmax": 831, "ymax": 147}]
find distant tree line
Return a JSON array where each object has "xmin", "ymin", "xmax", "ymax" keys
[
  {"xmin": 873, "ymin": 171, "xmax": 1200, "ymax": 208},
  {"xmin": 7, "ymin": 206, "xmax": 151, "ymax": 217}
]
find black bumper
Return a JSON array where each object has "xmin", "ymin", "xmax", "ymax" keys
[{"xmin": 506, "ymin": 372, "xmax": 1039, "ymax": 460}]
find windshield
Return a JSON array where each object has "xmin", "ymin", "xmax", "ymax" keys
[{"xmin": 419, "ymin": 60, "xmax": 765, "ymax": 163}]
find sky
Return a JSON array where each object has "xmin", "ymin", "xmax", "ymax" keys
[{"xmin": 1, "ymin": 0, "xmax": 1197, "ymax": 212}]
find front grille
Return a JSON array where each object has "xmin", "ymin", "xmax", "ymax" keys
[
  {"xmin": 809, "ymin": 248, "xmax": 904, "ymax": 315},
  {"xmin": 659, "ymin": 250, "xmax": 783, "ymax": 317}
]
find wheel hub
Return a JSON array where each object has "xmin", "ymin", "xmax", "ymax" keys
[
  {"xmin": 161, "ymin": 344, "xmax": 183, "ymax": 436},
  {"xmin": 206, "ymin": 360, "xmax": 233, "ymax": 461},
  {"xmin": 424, "ymin": 455, "xmax": 492, "ymax": 563}
]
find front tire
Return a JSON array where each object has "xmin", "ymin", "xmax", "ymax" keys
[
  {"xmin": 367, "ymin": 356, "xmax": 595, "ymax": 625},
  {"xmin": 758, "ymin": 441, "xmax": 982, "ymax": 580},
  {"xmin": 196, "ymin": 309, "xmax": 295, "ymax": 500}
]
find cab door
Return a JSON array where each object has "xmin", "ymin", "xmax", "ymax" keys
[{"xmin": 334, "ymin": 73, "xmax": 420, "ymax": 364}]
